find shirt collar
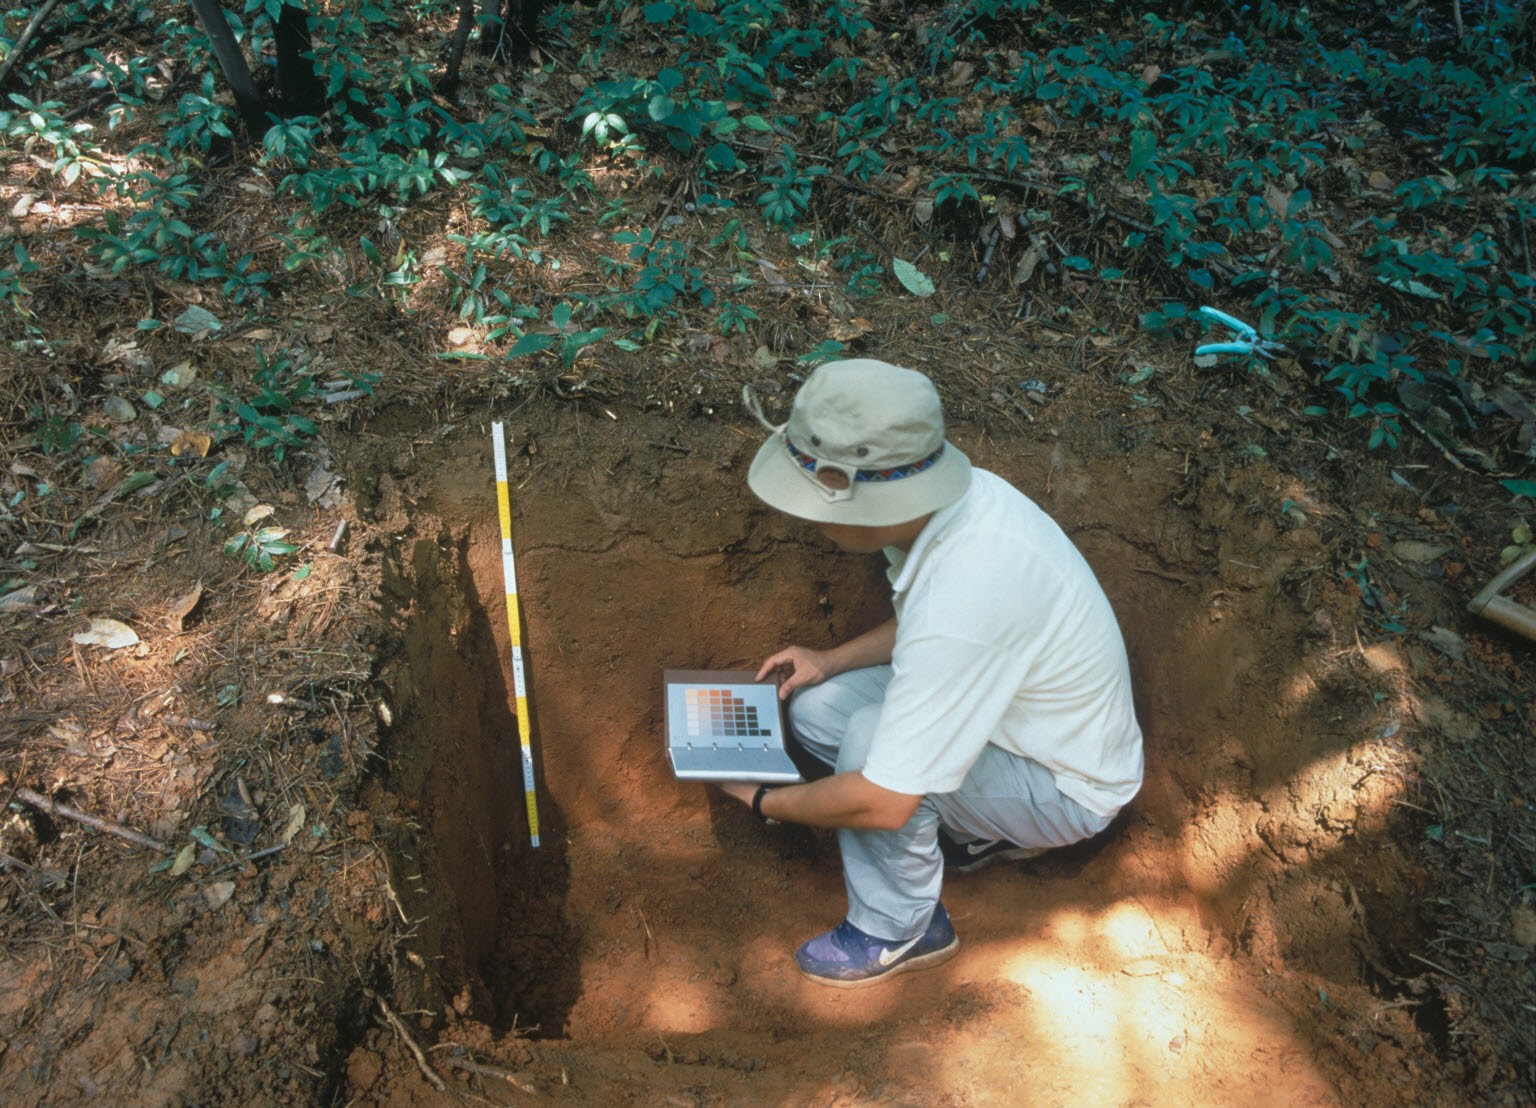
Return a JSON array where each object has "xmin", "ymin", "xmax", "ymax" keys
[{"xmin": 885, "ymin": 484, "xmax": 972, "ymax": 594}]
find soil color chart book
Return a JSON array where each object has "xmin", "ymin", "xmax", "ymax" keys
[{"xmin": 663, "ymin": 670, "xmax": 803, "ymax": 783}]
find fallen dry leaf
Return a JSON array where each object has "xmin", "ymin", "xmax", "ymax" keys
[
  {"xmin": 1012, "ymin": 241, "xmax": 1046, "ymax": 287},
  {"xmin": 167, "ymin": 582, "xmax": 204, "ymax": 631},
  {"xmin": 73, "ymin": 618, "xmax": 140, "ymax": 649},
  {"xmin": 202, "ymin": 881, "xmax": 236, "ymax": 910},
  {"xmin": 171, "ymin": 430, "xmax": 212, "ymax": 458},
  {"xmin": 1512, "ymin": 904, "xmax": 1536, "ymax": 948},
  {"xmin": 0, "ymin": 585, "xmax": 44, "ymax": 613},
  {"xmin": 1391, "ymin": 541, "xmax": 1451, "ymax": 564},
  {"xmin": 86, "ymin": 457, "xmax": 124, "ymax": 489}
]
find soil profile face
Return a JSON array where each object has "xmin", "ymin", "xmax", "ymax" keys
[{"xmin": 343, "ymin": 403, "xmax": 1445, "ymax": 1105}]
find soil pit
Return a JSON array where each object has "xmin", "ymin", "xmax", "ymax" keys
[{"xmin": 348, "ymin": 406, "xmax": 1445, "ymax": 1104}]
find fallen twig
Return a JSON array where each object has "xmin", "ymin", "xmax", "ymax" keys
[
  {"xmin": 370, "ymin": 991, "xmax": 446, "ymax": 1092},
  {"xmin": 267, "ymin": 693, "xmax": 326, "ymax": 713},
  {"xmin": 439, "ymin": 1052, "xmax": 538, "ymax": 1094},
  {"xmin": 159, "ymin": 714, "xmax": 215, "ymax": 731},
  {"xmin": 328, "ymin": 520, "xmax": 348, "ymax": 552},
  {"xmin": 0, "ymin": 849, "xmax": 36, "ymax": 872},
  {"xmin": 13, "ymin": 788, "xmax": 170, "ymax": 853}
]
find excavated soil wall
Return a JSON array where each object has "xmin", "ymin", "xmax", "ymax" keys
[{"xmin": 349, "ymin": 405, "xmax": 1436, "ymax": 1096}]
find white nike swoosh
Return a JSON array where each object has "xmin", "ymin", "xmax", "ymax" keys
[
  {"xmin": 876, "ymin": 935, "xmax": 923, "ymax": 967},
  {"xmin": 966, "ymin": 841, "xmax": 1000, "ymax": 856}
]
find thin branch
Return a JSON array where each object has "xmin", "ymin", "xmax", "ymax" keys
[
  {"xmin": 0, "ymin": 0, "xmax": 64, "ymax": 90},
  {"xmin": 439, "ymin": 1053, "xmax": 538, "ymax": 1094},
  {"xmin": 13, "ymin": 788, "xmax": 170, "ymax": 853},
  {"xmin": 371, "ymin": 991, "xmax": 446, "ymax": 1092}
]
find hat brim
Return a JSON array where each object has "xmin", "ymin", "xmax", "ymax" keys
[{"xmin": 747, "ymin": 435, "xmax": 971, "ymax": 526}]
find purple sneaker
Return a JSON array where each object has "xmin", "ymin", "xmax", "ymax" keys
[{"xmin": 795, "ymin": 903, "xmax": 960, "ymax": 988}]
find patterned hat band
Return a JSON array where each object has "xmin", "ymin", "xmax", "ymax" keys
[{"xmin": 785, "ymin": 437, "xmax": 946, "ymax": 483}]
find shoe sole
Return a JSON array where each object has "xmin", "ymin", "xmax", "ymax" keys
[
  {"xmin": 800, "ymin": 935, "xmax": 961, "ymax": 989},
  {"xmin": 948, "ymin": 846, "xmax": 1047, "ymax": 874}
]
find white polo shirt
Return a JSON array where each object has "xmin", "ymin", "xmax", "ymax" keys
[{"xmin": 859, "ymin": 469, "xmax": 1143, "ymax": 816}]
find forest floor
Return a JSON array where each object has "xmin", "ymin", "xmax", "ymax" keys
[
  {"xmin": 3, "ymin": 1, "xmax": 1536, "ymax": 1105},
  {"xmin": 4, "ymin": 288, "xmax": 1535, "ymax": 1106}
]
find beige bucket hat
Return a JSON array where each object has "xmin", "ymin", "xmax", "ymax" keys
[{"xmin": 744, "ymin": 359, "xmax": 971, "ymax": 526}]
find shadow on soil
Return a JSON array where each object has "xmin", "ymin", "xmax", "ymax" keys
[{"xmin": 352, "ymin": 404, "xmax": 1443, "ymax": 1070}]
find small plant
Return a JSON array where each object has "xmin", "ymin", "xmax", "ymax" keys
[
  {"xmin": 224, "ymin": 525, "xmax": 300, "ymax": 572},
  {"xmin": 0, "ymin": 241, "xmax": 41, "ymax": 320},
  {"xmin": 714, "ymin": 302, "xmax": 759, "ymax": 335},
  {"xmin": 1499, "ymin": 522, "xmax": 1533, "ymax": 566},
  {"xmin": 758, "ymin": 145, "xmax": 826, "ymax": 227},
  {"xmin": 507, "ymin": 302, "xmax": 611, "ymax": 370},
  {"xmin": 0, "ymin": 94, "xmax": 99, "ymax": 185},
  {"xmin": 216, "ymin": 346, "xmax": 318, "ymax": 463},
  {"xmin": 158, "ymin": 74, "xmax": 237, "ymax": 160}
]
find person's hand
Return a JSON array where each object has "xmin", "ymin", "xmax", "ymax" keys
[{"xmin": 755, "ymin": 645, "xmax": 836, "ymax": 700}]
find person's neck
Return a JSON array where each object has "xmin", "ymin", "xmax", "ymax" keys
[{"xmin": 885, "ymin": 514, "xmax": 931, "ymax": 552}]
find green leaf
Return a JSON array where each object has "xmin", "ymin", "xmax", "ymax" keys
[
  {"xmin": 704, "ymin": 142, "xmax": 737, "ymax": 170},
  {"xmin": 1379, "ymin": 276, "xmax": 1441, "ymax": 300},
  {"xmin": 142, "ymin": 390, "xmax": 164, "ymax": 409},
  {"xmin": 1127, "ymin": 129, "xmax": 1157, "ymax": 177},
  {"xmin": 1500, "ymin": 479, "xmax": 1536, "ymax": 499},
  {"xmin": 508, "ymin": 332, "xmax": 555, "ymax": 357},
  {"xmin": 892, "ymin": 258, "xmax": 935, "ymax": 297},
  {"xmin": 292, "ymin": 563, "xmax": 311, "ymax": 581},
  {"xmin": 173, "ymin": 305, "xmax": 221, "ymax": 334},
  {"xmin": 189, "ymin": 826, "xmax": 224, "ymax": 851},
  {"xmin": 741, "ymin": 115, "xmax": 773, "ymax": 132}
]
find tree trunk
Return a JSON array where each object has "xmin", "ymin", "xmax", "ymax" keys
[
  {"xmin": 188, "ymin": 0, "xmax": 268, "ymax": 133},
  {"xmin": 438, "ymin": 0, "xmax": 476, "ymax": 96},
  {"xmin": 274, "ymin": 2, "xmax": 324, "ymax": 115}
]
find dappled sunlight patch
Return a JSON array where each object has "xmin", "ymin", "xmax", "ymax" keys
[{"xmin": 638, "ymin": 978, "xmax": 728, "ymax": 1035}]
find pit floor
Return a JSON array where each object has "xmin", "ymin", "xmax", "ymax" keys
[{"xmin": 344, "ymin": 404, "xmax": 1437, "ymax": 1105}]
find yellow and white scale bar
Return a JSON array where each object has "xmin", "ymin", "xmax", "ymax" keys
[{"xmin": 492, "ymin": 422, "xmax": 540, "ymax": 848}]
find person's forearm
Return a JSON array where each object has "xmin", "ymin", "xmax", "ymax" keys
[
  {"xmin": 825, "ymin": 617, "xmax": 897, "ymax": 676},
  {"xmin": 758, "ymin": 769, "xmax": 918, "ymax": 831}
]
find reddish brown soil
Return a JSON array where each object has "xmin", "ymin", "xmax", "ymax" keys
[
  {"xmin": 335, "ymin": 402, "xmax": 1470, "ymax": 1106},
  {"xmin": 4, "ymin": 374, "xmax": 1531, "ymax": 1107}
]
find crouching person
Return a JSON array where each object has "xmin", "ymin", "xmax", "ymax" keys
[{"xmin": 715, "ymin": 359, "xmax": 1143, "ymax": 988}]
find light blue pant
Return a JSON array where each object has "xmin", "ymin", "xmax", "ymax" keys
[{"xmin": 790, "ymin": 665, "xmax": 1116, "ymax": 942}]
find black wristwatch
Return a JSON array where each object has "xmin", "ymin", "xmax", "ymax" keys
[{"xmin": 752, "ymin": 785, "xmax": 778, "ymax": 823}]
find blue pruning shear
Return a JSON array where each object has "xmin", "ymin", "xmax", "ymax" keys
[{"xmin": 1195, "ymin": 307, "xmax": 1285, "ymax": 360}]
